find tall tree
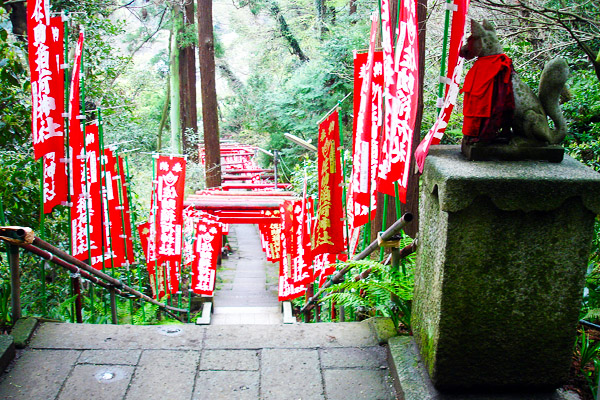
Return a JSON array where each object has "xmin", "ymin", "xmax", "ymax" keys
[
  {"xmin": 268, "ymin": 1, "xmax": 309, "ymax": 62},
  {"xmin": 169, "ymin": 20, "xmax": 182, "ymax": 154},
  {"xmin": 197, "ymin": 0, "xmax": 221, "ymax": 188},
  {"xmin": 179, "ymin": 1, "xmax": 199, "ymax": 162}
]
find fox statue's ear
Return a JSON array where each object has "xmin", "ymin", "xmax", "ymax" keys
[
  {"xmin": 470, "ymin": 19, "xmax": 484, "ymax": 37},
  {"xmin": 482, "ymin": 19, "xmax": 495, "ymax": 31}
]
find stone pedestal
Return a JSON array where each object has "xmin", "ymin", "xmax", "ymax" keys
[{"xmin": 412, "ymin": 146, "xmax": 600, "ymax": 391}]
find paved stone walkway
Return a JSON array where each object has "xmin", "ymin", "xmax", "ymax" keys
[
  {"xmin": 212, "ymin": 224, "xmax": 281, "ymax": 325},
  {"xmin": 0, "ymin": 322, "xmax": 396, "ymax": 399}
]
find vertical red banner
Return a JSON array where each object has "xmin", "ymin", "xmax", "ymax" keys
[
  {"xmin": 312, "ymin": 110, "xmax": 345, "ymax": 257},
  {"xmin": 377, "ymin": 0, "xmax": 420, "ymax": 201},
  {"xmin": 291, "ymin": 198, "xmax": 314, "ymax": 286},
  {"xmin": 84, "ymin": 124, "xmax": 104, "ymax": 269},
  {"xmin": 36, "ymin": 15, "xmax": 68, "ymax": 213},
  {"xmin": 155, "ymin": 156, "xmax": 186, "ymax": 263},
  {"xmin": 117, "ymin": 155, "xmax": 135, "ymax": 265},
  {"xmin": 28, "ymin": 3, "xmax": 65, "ymax": 160},
  {"xmin": 278, "ymin": 201, "xmax": 306, "ymax": 301},
  {"xmin": 415, "ymin": 0, "xmax": 470, "ymax": 172},
  {"xmin": 101, "ymin": 148, "xmax": 126, "ymax": 268},
  {"xmin": 138, "ymin": 222, "xmax": 164, "ymax": 299},
  {"xmin": 351, "ymin": 42, "xmax": 384, "ymax": 228},
  {"xmin": 191, "ymin": 218, "xmax": 222, "ymax": 296},
  {"xmin": 68, "ymin": 32, "xmax": 88, "ymax": 260}
]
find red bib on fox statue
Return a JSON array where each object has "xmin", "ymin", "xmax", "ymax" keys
[{"xmin": 461, "ymin": 53, "xmax": 515, "ymax": 143}]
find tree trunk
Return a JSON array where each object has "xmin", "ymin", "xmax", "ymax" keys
[
  {"xmin": 349, "ymin": 0, "xmax": 357, "ymax": 16},
  {"xmin": 197, "ymin": 0, "xmax": 222, "ymax": 188},
  {"xmin": 157, "ymin": 77, "xmax": 170, "ymax": 151},
  {"xmin": 169, "ymin": 20, "xmax": 182, "ymax": 154},
  {"xmin": 268, "ymin": 1, "xmax": 309, "ymax": 62},
  {"xmin": 400, "ymin": 0, "xmax": 428, "ymax": 239},
  {"xmin": 179, "ymin": 1, "xmax": 199, "ymax": 163},
  {"xmin": 3, "ymin": 3, "xmax": 26, "ymax": 40}
]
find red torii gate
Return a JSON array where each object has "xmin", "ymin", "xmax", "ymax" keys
[
  {"xmin": 184, "ymin": 192, "xmax": 297, "ymax": 224},
  {"xmin": 193, "ymin": 142, "xmax": 294, "ymax": 222}
]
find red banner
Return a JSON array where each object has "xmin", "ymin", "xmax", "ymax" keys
[
  {"xmin": 415, "ymin": 0, "xmax": 470, "ymax": 172},
  {"xmin": 278, "ymin": 201, "xmax": 306, "ymax": 301},
  {"xmin": 313, "ymin": 253, "xmax": 348, "ymax": 287},
  {"xmin": 138, "ymin": 222, "xmax": 164, "ymax": 299},
  {"xmin": 42, "ymin": 150, "xmax": 68, "ymax": 214},
  {"xmin": 117, "ymin": 155, "xmax": 135, "ymax": 265},
  {"xmin": 68, "ymin": 32, "xmax": 89, "ymax": 260},
  {"xmin": 377, "ymin": 0, "xmax": 420, "ymax": 201},
  {"xmin": 351, "ymin": 15, "xmax": 383, "ymax": 228},
  {"xmin": 101, "ymin": 148, "xmax": 126, "ymax": 268},
  {"xmin": 155, "ymin": 156, "xmax": 186, "ymax": 262},
  {"xmin": 291, "ymin": 198, "xmax": 314, "ymax": 286},
  {"xmin": 312, "ymin": 110, "xmax": 345, "ymax": 256},
  {"xmin": 191, "ymin": 218, "xmax": 222, "ymax": 296},
  {"xmin": 28, "ymin": 3, "xmax": 65, "ymax": 161},
  {"xmin": 83, "ymin": 124, "xmax": 103, "ymax": 269},
  {"xmin": 32, "ymin": 14, "xmax": 68, "ymax": 213}
]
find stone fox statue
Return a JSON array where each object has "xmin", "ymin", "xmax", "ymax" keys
[{"xmin": 459, "ymin": 20, "xmax": 569, "ymax": 146}]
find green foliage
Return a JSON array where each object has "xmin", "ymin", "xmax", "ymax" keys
[
  {"xmin": 0, "ymin": 281, "xmax": 11, "ymax": 326},
  {"xmin": 322, "ymin": 252, "xmax": 415, "ymax": 331},
  {"xmin": 563, "ymin": 69, "xmax": 600, "ymax": 171},
  {"xmin": 575, "ymin": 329, "xmax": 600, "ymax": 398},
  {"xmin": 0, "ymin": 10, "xmax": 30, "ymax": 151}
]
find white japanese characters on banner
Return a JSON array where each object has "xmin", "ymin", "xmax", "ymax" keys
[
  {"xmin": 377, "ymin": 0, "xmax": 420, "ymax": 201},
  {"xmin": 68, "ymin": 32, "xmax": 91, "ymax": 261},
  {"xmin": 155, "ymin": 156, "xmax": 186, "ymax": 263},
  {"xmin": 278, "ymin": 201, "xmax": 307, "ymax": 301},
  {"xmin": 351, "ymin": 17, "xmax": 384, "ymax": 229},
  {"xmin": 28, "ymin": 1, "xmax": 65, "ymax": 160},
  {"xmin": 192, "ymin": 218, "xmax": 222, "ymax": 296},
  {"xmin": 28, "ymin": 3, "xmax": 68, "ymax": 213}
]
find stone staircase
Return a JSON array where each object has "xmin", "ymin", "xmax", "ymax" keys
[{"xmin": 0, "ymin": 321, "xmax": 396, "ymax": 400}]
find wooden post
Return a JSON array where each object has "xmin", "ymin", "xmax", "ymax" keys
[
  {"xmin": 273, "ymin": 150, "xmax": 278, "ymax": 189},
  {"xmin": 8, "ymin": 244, "xmax": 21, "ymax": 321},
  {"xmin": 304, "ymin": 284, "xmax": 314, "ymax": 322},
  {"xmin": 109, "ymin": 287, "xmax": 118, "ymax": 325},
  {"xmin": 197, "ymin": 0, "xmax": 221, "ymax": 188},
  {"xmin": 71, "ymin": 275, "xmax": 83, "ymax": 323}
]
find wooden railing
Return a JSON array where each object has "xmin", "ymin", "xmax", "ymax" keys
[{"xmin": 0, "ymin": 226, "xmax": 188, "ymax": 323}]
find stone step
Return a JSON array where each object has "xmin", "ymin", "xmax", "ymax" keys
[
  {"xmin": 0, "ymin": 321, "xmax": 394, "ymax": 400},
  {"xmin": 29, "ymin": 321, "xmax": 379, "ymax": 350}
]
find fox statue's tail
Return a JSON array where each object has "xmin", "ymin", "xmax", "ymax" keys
[{"xmin": 538, "ymin": 58, "xmax": 569, "ymax": 144}]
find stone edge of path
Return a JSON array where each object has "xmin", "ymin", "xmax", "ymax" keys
[{"xmin": 387, "ymin": 335, "xmax": 582, "ymax": 400}]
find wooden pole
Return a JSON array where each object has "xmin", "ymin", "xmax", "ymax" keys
[
  {"xmin": 72, "ymin": 275, "xmax": 83, "ymax": 323},
  {"xmin": 109, "ymin": 287, "xmax": 118, "ymax": 325},
  {"xmin": 8, "ymin": 244, "xmax": 21, "ymax": 321},
  {"xmin": 197, "ymin": 0, "xmax": 221, "ymax": 187}
]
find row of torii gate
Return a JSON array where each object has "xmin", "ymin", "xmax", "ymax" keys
[{"xmin": 186, "ymin": 142, "xmax": 295, "ymax": 227}]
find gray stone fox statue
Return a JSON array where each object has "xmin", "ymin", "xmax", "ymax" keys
[{"xmin": 459, "ymin": 19, "xmax": 569, "ymax": 146}]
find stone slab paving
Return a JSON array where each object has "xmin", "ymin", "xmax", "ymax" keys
[
  {"xmin": 213, "ymin": 224, "xmax": 281, "ymax": 320},
  {"xmin": 0, "ymin": 321, "xmax": 397, "ymax": 399}
]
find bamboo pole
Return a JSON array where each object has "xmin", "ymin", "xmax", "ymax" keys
[
  {"xmin": 109, "ymin": 287, "xmax": 117, "ymax": 324},
  {"xmin": 72, "ymin": 273, "xmax": 83, "ymax": 323}
]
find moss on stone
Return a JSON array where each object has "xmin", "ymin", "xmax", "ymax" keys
[
  {"xmin": 367, "ymin": 317, "xmax": 397, "ymax": 344},
  {"xmin": 11, "ymin": 317, "xmax": 38, "ymax": 349}
]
